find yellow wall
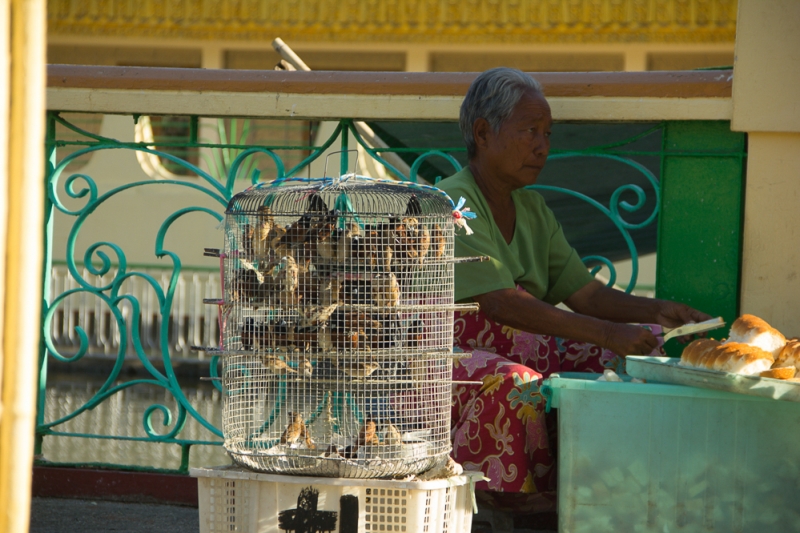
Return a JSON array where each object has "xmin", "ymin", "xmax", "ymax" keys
[
  {"xmin": 733, "ymin": 0, "xmax": 800, "ymax": 335},
  {"xmin": 47, "ymin": 0, "xmax": 737, "ymax": 73}
]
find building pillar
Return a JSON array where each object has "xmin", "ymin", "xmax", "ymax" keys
[
  {"xmin": 732, "ymin": 0, "xmax": 800, "ymax": 334},
  {"xmin": 405, "ymin": 47, "xmax": 429, "ymax": 72},
  {"xmin": 0, "ymin": 0, "xmax": 47, "ymax": 531},
  {"xmin": 623, "ymin": 48, "xmax": 648, "ymax": 72}
]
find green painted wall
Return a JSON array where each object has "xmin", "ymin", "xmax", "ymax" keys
[{"xmin": 656, "ymin": 121, "xmax": 746, "ymax": 356}]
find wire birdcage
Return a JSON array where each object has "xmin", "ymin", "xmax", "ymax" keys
[{"xmin": 215, "ymin": 173, "xmax": 474, "ymax": 478}]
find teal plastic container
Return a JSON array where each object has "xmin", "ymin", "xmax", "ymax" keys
[{"xmin": 543, "ymin": 373, "xmax": 800, "ymax": 533}]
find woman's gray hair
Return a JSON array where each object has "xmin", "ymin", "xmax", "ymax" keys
[{"xmin": 459, "ymin": 67, "xmax": 544, "ymax": 158}]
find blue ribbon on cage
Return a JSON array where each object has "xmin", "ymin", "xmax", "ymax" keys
[{"xmin": 451, "ymin": 197, "xmax": 477, "ymax": 235}]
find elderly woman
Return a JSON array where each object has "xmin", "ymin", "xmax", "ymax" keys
[{"xmin": 438, "ymin": 68, "xmax": 710, "ymax": 514}]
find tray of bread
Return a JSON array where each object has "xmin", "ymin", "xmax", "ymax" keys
[{"xmin": 627, "ymin": 314, "xmax": 800, "ymax": 402}]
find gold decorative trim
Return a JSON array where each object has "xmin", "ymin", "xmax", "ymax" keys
[{"xmin": 48, "ymin": 0, "xmax": 737, "ymax": 44}]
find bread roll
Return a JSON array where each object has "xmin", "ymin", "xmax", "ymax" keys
[
  {"xmin": 774, "ymin": 338, "xmax": 800, "ymax": 370},
  {"xmin": 680, "ymin": 340, "xmax": 773, "ymax": 375},
  {"xmin": 679, "ymin": 339, "xmax": 720, "ymax": 367},
  {"xmin": 727, "ymin": 314, "xmax": 786, "ymax": 357},
  {"xmin": 759, "ymin": 367, "xmax": 797, "ymax": 380}
]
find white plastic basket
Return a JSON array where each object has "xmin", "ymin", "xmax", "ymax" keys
[{"xmin": 191, "ymin": 466, "xmax": 483, "ymax": 533}]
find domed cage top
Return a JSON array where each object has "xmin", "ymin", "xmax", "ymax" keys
[{"xmin": 216, "ymin": 175, "xmax": 477, "ymax": 478}]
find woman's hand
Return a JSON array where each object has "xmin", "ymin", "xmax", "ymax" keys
[
  {"xmin": 603, "ymin": 322, "xmax": 661, "ymax": 356},
  {"xmin": 652, "ymin": 301, "xmax": 713, "ymax": 329}
]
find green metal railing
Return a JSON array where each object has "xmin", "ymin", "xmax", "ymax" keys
[{"xmin": 38, "ymin": 112, "xmax": 746, "ymax": 472}]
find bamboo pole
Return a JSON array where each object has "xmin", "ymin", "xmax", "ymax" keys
[{"xmin": 0, "ymin": 0, "xmax": 47, "ymax": 531}]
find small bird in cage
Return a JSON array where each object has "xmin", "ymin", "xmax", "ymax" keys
[
  {"xmin": 298, "ymin": 355, "xmax": 313, "ymax": 378},
  {"xmin": 245, "ymin": 205, "xmax": 274, "ymax": 261},
  {"xmin": 262, "ymin": 355, "xmax": 297, "ymax": 375},
  {"xmin": 336, "ymin": 223, "xmax": 362, "ymax": 263},
  {"xmin": 335, "ymin": 361, "xmax": 381, "ymax": 379},
  {"xmin": 280, "ymin": 412, "xmax": 310, "ymax": 446},
  {"xmin": 356, "ymin": 417, "xmax": 380, "ymax": 447},
  {"xmin": 318, "ymin": 276, "xmax": 341, "ymax": 306},
  {"xmin": 405, "ymin": 194, "xmax": 423, "ymax": 217},
  {"xmin": 299, "ymin": 303, "xmax": 339, "ymax": 329},
  {"xmin": 416, "ymin": 223, "xmax": 432, "ymax": 265},
  {"xmin": 383, "ymin": 421, "xmax": 403, "ymax": 447},
  {"xmin": 316, "ymin": 226, "xmax": 342, "ymax": 263},
  {"xmin": 398, "ymin": 217, "xmax": 431, "ymax": 266},
  {"xmin": 432, "ymin": 223, "xmax": 446, "ymax": 260},
  {"xmin": 373, "ymin": 272, "xmax": 400, "ymax": 307},
  {"xmin": 270, "ymin": 255, "xmax": 300, "ymax": 306}
]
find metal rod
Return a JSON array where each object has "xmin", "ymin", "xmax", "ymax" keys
[
  {"xmin": 448, "ymin": 256, "xmax": 490, "ymax": 264},
  {"xmin": 270, "ymin": 37, "xmax": 427, "ymax": 184}
]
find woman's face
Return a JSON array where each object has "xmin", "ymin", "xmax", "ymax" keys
[{"xmin": 481, "ymin": 91, "xmax": 552, "ymax": 188}]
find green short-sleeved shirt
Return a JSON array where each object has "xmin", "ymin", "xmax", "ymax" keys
[{"xmin": 438, "ymin": 167, "xmax": 594, "ymax": 305}]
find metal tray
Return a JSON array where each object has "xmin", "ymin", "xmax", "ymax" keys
[{"xmin": 626, "ymin": 356, "xmax": 800, "ymax": 403}]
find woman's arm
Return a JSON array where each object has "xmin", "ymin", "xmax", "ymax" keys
[
  {"xmin": 473, "ymin": 287, "xmax": 663, "ymax": 356},
  {"xmin": 564, "ymin": 280, "xmax": 712, "ymax": 328}
]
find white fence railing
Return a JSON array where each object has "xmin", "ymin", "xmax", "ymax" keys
[{"xmin": 49, "ymin": 265, "xmax": 220, "ymax": 361}]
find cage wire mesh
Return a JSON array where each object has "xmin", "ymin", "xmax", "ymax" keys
[{"xmin": 218, "ymin": 175, "xmax": 464, "ymax": 478}]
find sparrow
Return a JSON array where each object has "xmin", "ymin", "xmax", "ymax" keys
[
  {"xmin": 356, "ymin": 417, "xmax": 380, "ymax": 447},
  {"xmin": 299, "ymin": 303, "xmax": 339, "ymax": 328},
  {"xmin": 395, "ymin": 217, "xmax": 418, "ymax": 264},
  {"xmin": 299, "ymin": 355, "xmax": 313, "ymax": 378},
  {"xmin": 336, "ymin": 361, "xmax": 380, "ymax": 379},
  {"xmin": 373, "ymin": 272, "xmax": 400, "ymax": 307},
  {"xmin": 336, "ymin": 223, "xmax": 361, "ymax": 263},
  {"xmin": 383, "ymin": 422, "xmax": 402, "ymax": 447},
  {"xmin": 304, "ymin": 426, "xmax": 317, "ymax": 449},
  {"xmin": 268, "ymin": 224, "xmax": 288, "ymax": 255},
  {"xmin": 416, "ymin": 223, "xmax": 431, "ymax": 264},
  {"xmin": 262, "ymin": 355, "xmax": 297, "ymax": 374},
  {"xmin": 235, "ymin": 268, "xmax": 275, "ymax": 302},
  {"xmin": 306, "ymin": 192, "xmax": 329, "ymax": 214},
  {"xmin": 318, "ymin": 276, "xmax": 341, "ymax": 306},
  {"xmin": 280, "ymin": 412, "xmax": 307, "ymax": 445},
  {"xmin": 432, "ymin": 223, "xmax": 446, "ymax": 259},
  {"xmin": 278, "ymin": 214, "xmax": 315, "ymax": 251},
  {"xmin": 316, "ymin": 226, "xmax": 342, "ymax": 262},
  {"xmin": 271, "ymin": 255, "xmax": 299, "ymax": 306},
  {"xmin": 404, "ymin": 194, "xmax": 422, "ymax": 217},
  {"xmin": 324, "ymin": 444, "xmax": 343, "ymax": 458},
  {"xmin": 252, "ymin": 205, "xmax": 274, "ymax": 260}
]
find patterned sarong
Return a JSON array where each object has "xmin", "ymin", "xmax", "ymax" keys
[{"xmin": 450, "ymin": 305, "xmax": 664, "ymax": 512}]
